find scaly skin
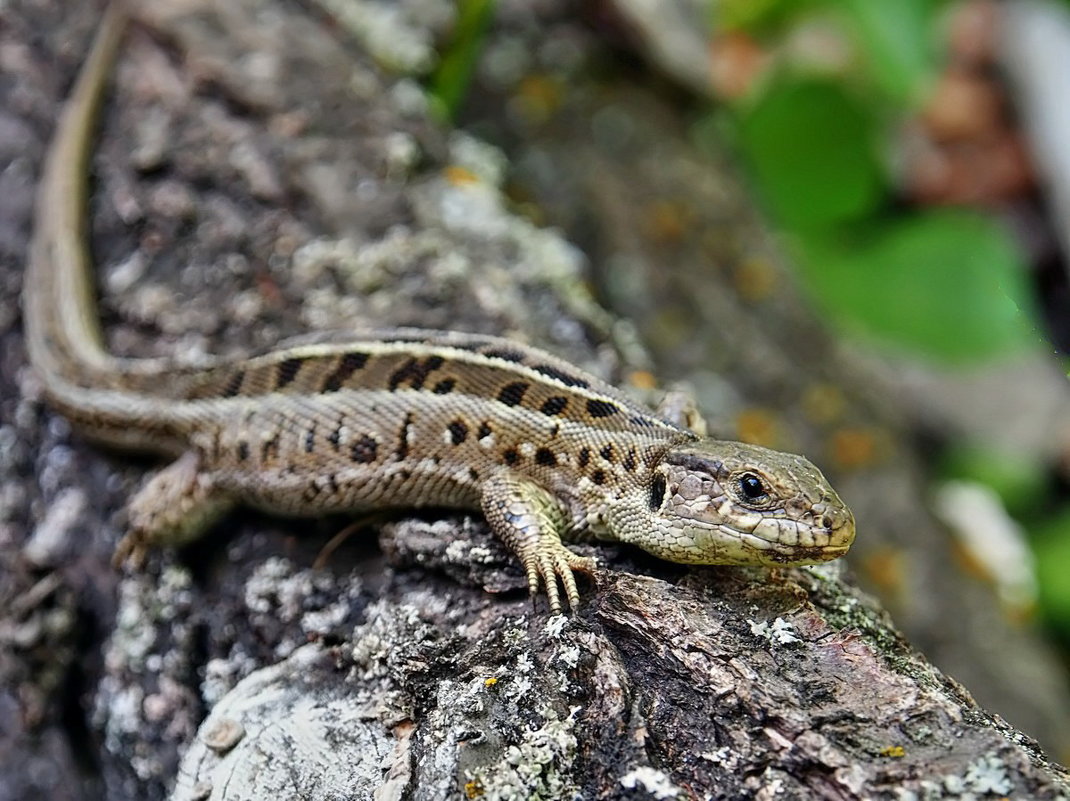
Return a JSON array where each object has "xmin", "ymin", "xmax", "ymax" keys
[{"xmin": 24, "ymin": 4, "xmax": 855, "ymax": 613}]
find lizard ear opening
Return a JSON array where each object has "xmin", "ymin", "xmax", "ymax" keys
[{"xmin": 648, "ymin": 472, "xmax": 667, "ymax": 512}]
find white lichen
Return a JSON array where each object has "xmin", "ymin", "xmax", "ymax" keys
[
  {"xmin": 958, "ymin": 754, "xmax": 1014, "ymax": 795},
  {"xmin": 464, "ymin": 707, "xmax": 580, "ymax": 801},
  {"xmin": 620, "ymin": 766, "xmax": 683, "ymax": 799},
  {"xmin": 748, "ymin": 617, "xmax": 801, "ymax": 645}
]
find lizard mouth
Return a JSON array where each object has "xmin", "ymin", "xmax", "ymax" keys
[
  {"xmin": 668, "ymin": 521, "xmax": 855, "ymax": 566},
  {"xmin": 759, "ymin": 543, "xmax": 852, "ymax": 565},
  {"xmin": 736, "ymin": 517, "xmax": 855, "ymax": 564}
]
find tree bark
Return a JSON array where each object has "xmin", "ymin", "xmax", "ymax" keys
[{"xmin": 1, "ymin": 1, "xmax": 1067, "ymax": 799}]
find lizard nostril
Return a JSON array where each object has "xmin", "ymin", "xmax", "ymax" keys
[{"xmin": 819, "ymin": 514, "xmax": 833, "ymax": 530}]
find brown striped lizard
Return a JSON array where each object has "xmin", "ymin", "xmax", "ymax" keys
[{"xmin": 24, "ymin": 4, "xmax": 855, "ymax": 613}]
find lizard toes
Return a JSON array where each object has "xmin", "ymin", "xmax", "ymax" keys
[{"xmin": 112, "ymin": 532, "xmax": 148, "ymax": 570}]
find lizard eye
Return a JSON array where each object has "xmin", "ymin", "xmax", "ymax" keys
[{"xmin": 738, "ymin": 473, "xmax": 769, "ymax": 503}]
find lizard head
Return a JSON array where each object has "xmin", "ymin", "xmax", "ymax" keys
[{"xmin": 625, "ymin": 440, "xmax": 855, "ymax": 566}]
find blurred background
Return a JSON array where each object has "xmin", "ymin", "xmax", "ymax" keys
[{"xmin": 398, "ymin": 0, "xmax": 1070, "ymax": 759}]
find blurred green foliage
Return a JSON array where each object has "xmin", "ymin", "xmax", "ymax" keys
[
  {"xmin": 939, "ymin": 444, "xmax": 1049, "ymax": 519},
  {"xmin": 737, "ymin": 80, "xmax": 883, "ymax": 227},
  {"xmin": 429, "ymin": 0, "xmax": 497, "ymax": 120},
  {"xmin": 1030, "ymin": 511, "xmax": 1070, "ymax": 641},
  {"xmin": 718, "ymin": 0, "xmax": 939, "ymax": 95},
  {"xmin": 711, "ymin": 0, "xmax": 1041, "ymax": 365},
  {"xmin": 798, "ymin": 211, "xmax": 1036, "ymax": 362},
  {"xmin": 840, "ymin": 0, "xmax": 936, "ymax": 102}
]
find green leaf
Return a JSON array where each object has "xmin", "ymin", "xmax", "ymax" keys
[
  {"xmin": 835, "ymin": 0, "xmax": 939, "ymax": 103},
  {"xmin": 716, "ymin": 0, "xmax": 805, "ymax": 32},
  {"xmin": 738, "ymin": 79, "xmax": 885, "ymax": 227},
  {"xmin": 796, "ymin": 210, "xmax": 1039, "ymax": 363}
]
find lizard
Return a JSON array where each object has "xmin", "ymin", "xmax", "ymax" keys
[{"xmin": 24, "ymin": 3, "xmax": 855, "ymax": 614}]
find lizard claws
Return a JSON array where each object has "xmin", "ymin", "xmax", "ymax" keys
[
  {"xmin": 523, "ymin": 542, "xmax": 596, "ymax": 614},
  {"xmin": 112, "ymin": 532, "xmax": 148, "ymax": 570}
]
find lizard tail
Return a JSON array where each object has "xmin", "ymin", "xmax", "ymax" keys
[{"xmin": 25, "ymin": 1, "xmax": 129, "ymax": 387}]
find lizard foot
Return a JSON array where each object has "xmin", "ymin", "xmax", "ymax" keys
[
  {"xmin": 481, "ymin": 474, "xmax": 597, "ymax": 614},
  {"xmin": 110, "ymin": 452, "xmax": 235, "ymax": 572},
  {"xmin": 112, "ymin": 531, "xmax": 148, "ymax": 570},
  {"xmin": 519, "ymin": 540, "xmax": 597, "ymax": 615}
]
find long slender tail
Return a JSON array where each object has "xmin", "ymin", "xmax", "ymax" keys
[
  {"xmin": 22, "ymin": 4, "xmax": 195, "ymax": 451},
  {"xmin": 25, "ymin": 2, "xmax": 129, "ymax": 387}
]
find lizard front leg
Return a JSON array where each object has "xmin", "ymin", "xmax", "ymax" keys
[
  {"xmin": 480, "ymin": 475, "xmax": 596, "ymax": 614},
  {"xmin": 114, "ymin": 451, "xmax": 235, "ymax": 567}
]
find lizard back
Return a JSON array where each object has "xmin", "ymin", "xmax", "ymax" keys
[{"xmin": 165, "ymin": 332, "xmax": 696, "ymax": 517}]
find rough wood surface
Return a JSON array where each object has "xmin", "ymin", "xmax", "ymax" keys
[{"xmin": 1, "ymin": 1, "xmax": 1068, "ymax": 799}]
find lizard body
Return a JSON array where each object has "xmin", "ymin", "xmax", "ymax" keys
[{"xmin": 25, "ymin": 5, "xmax": 855, "ymax": 612}]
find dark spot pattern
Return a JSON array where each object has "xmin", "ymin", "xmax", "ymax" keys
[
  {"xmin": 535, "ymin": 448, "xmax": 556, "ymax": 467},
  {"xmin": 540, "ymin": 396, "xmax": 568, "ymax": 416},
  {"xmin": 323, "ymin": 352, "xmax": 369, "ymax": 392},
  {"xmin": 600, "ymin": 444, "xmax": 614, "ymax": 461},
  {"xmin": 237, "ymin": 441, "xmax": 250, "ymax": 461},
  {"xmin": 591, "ymin": 469, "xmax": 607, "ymax": 485},
  {"xmin": 497, "ymin": 382, "xmax": 529, "ymax": 407},
  {"xmin": 327, "ymin": 428, "xmax": 341, "ymax": 451},
  {"xmin": 623, "ymin": 448, "xmax": 637, "ymax": 472},
  {"xmin": 304, "ymin": 427, "xmax": 316, "ymax": 453},
  {"xmin": 222, "ymin": 370, "xmax": 245, "ymax": 398},
  {"xmin": 432, "ymin": 378, "xmax": 456, "ymax": 394},
  {"xmin": 586, "ymin": 399, "xmax": 619, "ymax": 418},
  {"xmin": 477, "ymin": 422, "xmax": 493, "ymax": 440},
  {"xmin": 350, "ymin": 435, "xmax": 378, "ymax": 463},
  {"xmin": 532, "ymin": 364, "xmax": 590, "ymax": 389},
  {"xmin": 503, "ymin": 448, "xmax": 520, "ymax": 466},
  {"xmin": 397, "ymin": 414, "xmax": 413, "ymax": 459},
  {"xmin": 388, "ymin": 358, "xmax": 419, "ymax": 391},
  {"xmin": 482, "ymin": 348, "xmax": 525, "ymax": 363},
  {"xmin": 261, "ymin": 435, "xmax": 280, "ymax": 462},
  {"xmin": 448, "ymin": 420, "xmax": 468, "ymax": 445},
  {"xmin": 388, "ymin": 355, "xmax": 445, "ymax": 391},
  {"xmin": 649, "ymin": 474, "xmax": 667, "ymax": 511},
  {"xmin": 578, "ymin": 447, "xmax": 591, "ymax": 468},
  {"xmin": 275, "ymin": 357, "xmax": 304, "ymax": 389}
]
